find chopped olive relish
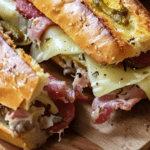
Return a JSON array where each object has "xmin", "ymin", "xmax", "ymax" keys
[
  {"xmin": 0, "ymin": 20, "xmax": 25, "ymax": 43},
  {"xmin": 93, "ymin": 0, "xmax": 129, "ymax": 25}
]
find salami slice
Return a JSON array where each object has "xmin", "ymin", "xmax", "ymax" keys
[
  {"xmin": 48, "ymin": 100, "xmax": 75, "ymax": 132},
  {"xmin": 16, "ymin": 0, "xmax": 44, "ymax": 19}
]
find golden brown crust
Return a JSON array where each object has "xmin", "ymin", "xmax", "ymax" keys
[
  {"xmin": 0, "ymin": 31, "xmax": 40, "ymax": 110},
  {"xmin": 28, "ymin": 0, "xmax": 150, "ymax": 64}
]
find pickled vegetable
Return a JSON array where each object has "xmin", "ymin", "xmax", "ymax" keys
[
  {"xmin": 93, "ymin": 0, "xmax": 129, "ymax": 25},
  {"xmin": 0, "ymin": 20, "xmax": 25, "ymax": 43}
]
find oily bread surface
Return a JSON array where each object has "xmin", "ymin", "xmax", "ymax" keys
[
  {"xmin": 29, "ymin": 0, "xmax": 150, "ymax": 64},
  {"xmin": 0, "ymin": 31, "xmax": 40, "ymax": 110},
  {"xmin": 0, "ymin": 123, "xmax": 49, "ymax": 150}
]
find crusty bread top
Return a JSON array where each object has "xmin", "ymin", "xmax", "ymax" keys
[
  {"xmin": 0, "ymin": 31, "xmax": 40, "ymax": 110},
  {"xmin": 29, "ymin": 0, "xmax": 150, "ymax": 64}
]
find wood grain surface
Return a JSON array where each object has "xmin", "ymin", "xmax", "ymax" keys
[{"xmin": 0, "ymin": 129, "xmax": 101, "ymax": 150}]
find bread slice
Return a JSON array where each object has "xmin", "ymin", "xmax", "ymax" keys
[{"xmin": 29, "ymin": 0, "xmax": 150, "ymax": 64}]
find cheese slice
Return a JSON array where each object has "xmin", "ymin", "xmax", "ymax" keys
[
  {"xmin": 138, "ymin": 77, "xmax": 150, "ymax": 99},
  {"xmin": 85, "ymin": 54, "xmax": 150, "ymax": 97},
  {"xmin": 31, "ymin": 25, "xmax": 84, "ymax": 63}
]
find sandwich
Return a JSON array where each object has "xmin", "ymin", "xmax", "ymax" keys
[
  {"xmin": 1, "ymin": 0, "xmax": 150, "ymax": 125},
  {"xmin": 0, "ymin": 25, "xmax": 75, "ymax": 149}
]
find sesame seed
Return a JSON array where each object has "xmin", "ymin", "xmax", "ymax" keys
[
  {"xmin": 112, "ymin": 57, "xmax": 115, "ymax": 60},
  {"xmin": 95, "ymin": 45, "xmax": 98, "ymax": 50},
  {"xmin": 68, "ymin": 23, "xmax": 73, "ymax": 26}
]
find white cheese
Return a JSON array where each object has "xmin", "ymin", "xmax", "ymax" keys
[
  {"xmin": 31, "ymin": 25, "xmax": 84, "ymax": 63},
  {"xmin": 85, "ymin": 54, "xmax": 150, "ymax": 97},
  {"xmin": 138, "ymin": 76, "xmax": 150, "ymax": 99}
]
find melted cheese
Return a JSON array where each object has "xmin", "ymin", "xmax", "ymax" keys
[
  {"xmin": 85, "ymin": 55, "xmax": 150, "ymax": 97},
  {"xmin": 138, "ymin": 77, "xmax": 150, "ymax": 99},
  {"xmin": 31, "ymin": 25, "xmax": 84, "ymax": 63}
]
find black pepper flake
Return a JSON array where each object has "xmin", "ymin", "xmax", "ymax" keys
[
  {"xmin": 72, "ymin": 61, "xmax": 75, "ymax": 68},
  {"xmin": 77, "ymin": 73, "xmax": 82, "ymax": 78},
  {"xmin": 104, "ymin": 74, "xmax": 107, "ymax": 76},
  {"xmin": 79, "ymin": 53, "xmax": 85, "ymax": 61},
  {"xmin": 128, "ymin": 37, "xmax": 135, "ymax": 46},
  {"xmin": 120, "ymin": 78, "xmax": 123, "ymax": 80},
  {"xmin": 92, "ymin": 71, "xmax": 99, "ymax": 77},
  {"xmin": 96, "ymin": 83, "xmax": 99, "ymax": 86},
  {"xmin": 44, "ymin": 37, "xmax": 51, "ymax": 42},
  {"xmin": 13, "ymin": 64, "xmax": 16, "ymax": 69},
  {"xmin": 122, "ymin": 61, "xmax": 127, "ymax": 72},
  {"xmin": 91, "ymin": 43, "xmax": 94, "ymax": 45}
]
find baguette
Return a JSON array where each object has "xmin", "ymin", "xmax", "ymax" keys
[{"xmin": 29, "ymin": 0, "xmax": 150, "ymax": 64}]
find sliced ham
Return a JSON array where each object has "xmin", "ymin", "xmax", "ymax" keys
[
  {"xmin": 73, "ymin": 68, "xmax": 90, "ymax": 88},
  {"xmin": 92, "ymin": 86, "xmax": 145, "ymax": 124},
  {"xmin": 28, "ymin": 17, "xmax": 54, "ymax": 46},
  {"xmin": 48, "ymin": 100, "xmax": 75, "ymax": 132},
  {"xmin": 16, "ymin": 0, "xmax": 44, "ymax": 19},
  {"xmin": 45, "ymin": 75, "xmax": 91, "ymax": 103},
  {"xmin": 74, "ymin": 85, "xmax": 92, "ymax": 103},
  {"xmin": 44, "ymin": 76, "xmax": 75, "ymax": 103},
  {"xmin": 5, "ymin": 108, "xmax": 30, "ymax": 120}
]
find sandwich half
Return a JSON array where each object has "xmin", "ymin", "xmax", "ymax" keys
[
  {"xmin": 0, "ymin": 27, "xmax": 75, "ymax": 149},
  {"xmin": 1, "ymin": 0, "xmax": 150, "ymax": 125}
]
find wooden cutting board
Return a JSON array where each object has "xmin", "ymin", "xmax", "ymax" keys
[
  {"xmin": 41, "ymin": 60, "xmax": 150, "ymax": 150},
  {"xmin": 0, "ymin": 129, "xmax": 101, "ymax": 150}
]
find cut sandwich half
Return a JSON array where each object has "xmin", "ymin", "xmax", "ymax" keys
[
  {"xmin": 1, "ymin": 0, "xmax": 150, "ymax": 126},
  {"xmin": 0, "ymin": 28, "xmax": 75, "ymax": 149}
]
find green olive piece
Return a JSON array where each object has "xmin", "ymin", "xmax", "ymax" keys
[
  {"xmin": 0, "ymin": 20, "xmax": 25, "ymax": 43},
  {"xmin": 93, "ymin": 0, "xmax": 129, "ymax": 25}
]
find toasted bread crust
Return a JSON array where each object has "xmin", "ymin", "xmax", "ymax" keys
[
  {"xmin": 28, "ymin": 0, "xmax": 150, "ymax": 64},
  {"xmin": 0, "ymin": 31, "xmax": 40, "ymax": 110}
]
